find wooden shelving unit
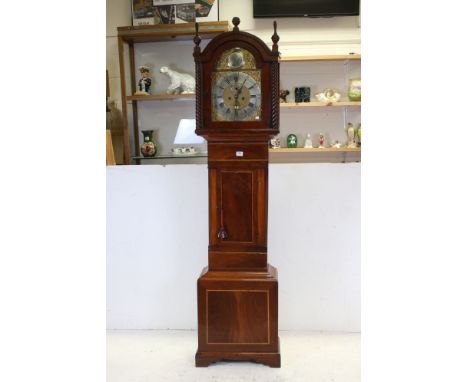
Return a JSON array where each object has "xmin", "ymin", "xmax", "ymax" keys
[
  {"xmin": 277, "ymin": 54, "xmax": 361, "ymax": 163},
  {"xmin": 280, "ymin": 101, "xmax": 360, "ymax": 108},
  {"xmin": 270, "ymin": 148, "xmax": 360, "ymax": 153},
  {"xmin": 280, "ymin": 54, "xmax": 361, "ymax": 62},
  {"xmin": 269, "ymin": 147, "xmax": 361, "ymax": 163},
  {"xmin": 118, "ymin": 22, "xmax": 229, "ymax": 43},
  {"xmin": 117, "ymin": 21, "xmax": 229, "ymax": 164},
  {"xmin": 126, "ymin": 94, "xmax": 195, "ymax": 102}
]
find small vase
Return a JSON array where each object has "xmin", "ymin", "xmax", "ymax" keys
[
  {"xmin": 140, "ymin": 130, "xmax": 157, "ymax": 157},
  {"xmin": 287, "ymin": 134, "xmax": 298, "ymax": 148}
]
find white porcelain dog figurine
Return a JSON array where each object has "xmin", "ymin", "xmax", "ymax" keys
[{"xmin": 160, "ymin": 66, "xmax": 195, "ymax": 94}]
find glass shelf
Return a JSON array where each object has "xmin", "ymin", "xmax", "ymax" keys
[{"xmin": 133, "ymin": 153, "xmax": 208, "ymax": 160}]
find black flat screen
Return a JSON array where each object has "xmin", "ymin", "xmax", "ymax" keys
[{"xmin": 253, "ymin": 0, "xmax": 360, "ymax": 18}]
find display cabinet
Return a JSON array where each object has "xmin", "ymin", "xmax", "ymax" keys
[
  {"xmin": 116, "ymin": 23, "xmax": 360, "ymax": 165},
  {"xmin": 275, "ymin": 54, "xmax": 361, "ymax": 163},
  {"xmin": 117, "ymin": 22, "xmax": 229, "ymax": 164}
]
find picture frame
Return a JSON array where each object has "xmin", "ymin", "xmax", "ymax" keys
[
  {"xmin": 195, "ymin": 0, "xmax": 219, "ymax": 22},
  {"xmin": 132, "ymin": 0, "xmax": 219, "ymax": 26},
  {"xmin": 132, "ymin": 0, "xmax": 155, "ymax": 26},
  {"xmin": 153, "ymin": 0, "xmax": 195, "ymax": 24}
]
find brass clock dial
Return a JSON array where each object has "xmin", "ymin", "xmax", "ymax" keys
[{"xmin": 212, "ymin": 71, "xmax": 261, "ymax": 121}]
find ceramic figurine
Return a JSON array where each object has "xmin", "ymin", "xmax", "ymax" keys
[
  {"xmin": 347, "ymin": 123, "xmax": 357, "ymax": 148},
  {"xmin": 304, "ymin": 133, "xmax": 313, "ymax": 148},
  {"xmin": 279, "ymin": 90, "xmax": 290, "ymax": 103},
  {"xmin": 357, "ymin": 123, "xmax": 361, "ymax": 147},
  {"xmin": 269, "ymin": 138, "xmax": 281, "ymax": 149},
  {"xmin": 331, "ymin": 140, "xmax": 343, "ymax": 148},
  {"xmin": 160, "ymin": 66, "xmax": 195, "ymax": 94},
  {"xmin": 348, "ymin": 79, "xmax": 361, "ymax": 101},
  {"xmin": 135, "ymin": 66, "xmax": 152, "ymax": 95},
  {"xmin": 315, "ymin": 88, "xmax": 341, "ymax": 103},
  {"xmin": 140, "ymin": 130, "xmax": 157, "ymax": 157},
  {"xmin": 318, "ymin": 133, "xmax": 325, "ymax": 148},
  {"xmin": 287, "ymin": 134, "xmax": 297, "ymax": 148}
]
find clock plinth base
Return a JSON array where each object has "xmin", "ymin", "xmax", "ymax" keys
[
  {"xmin": 195, "ymin": 347, "xmax": 281, "ymax": 368},
  {"xmin": 196, "ymin": 264, "xmax": 280, "ymax": 368}
]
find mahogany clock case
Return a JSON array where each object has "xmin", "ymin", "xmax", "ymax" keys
[{"xmin": 193, "ymin": 18, "xmax": 281, "ymax": 368}]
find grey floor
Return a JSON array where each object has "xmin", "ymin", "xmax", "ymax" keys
[{"xmin": 107, "ymin": 330, "xmax": 360, "ymax": 382}]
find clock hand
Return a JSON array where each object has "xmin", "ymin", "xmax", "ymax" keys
[
  {"xmin": 236, "ymin": 78, "xmax": 248, "ymax": 97},
  {"xmin": 233, "ymin": 78, "xmax": 247, "ymax": 109}
]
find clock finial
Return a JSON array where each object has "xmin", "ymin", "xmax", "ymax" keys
[
  {"xmin": 271, "ymin": 21, "xmax": 279, "ymax": 54},
  {"xmin": 194, "ymin": 22, "xmax": 201, "ymax": 55},
  {"xmin": 232, "ymin": 17, "xmax": 240, "ymax": 32}
]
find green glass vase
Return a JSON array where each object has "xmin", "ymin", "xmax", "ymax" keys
[{"xmin": 287, "ymin": 134, "xmax": 298, "ymax": 148}]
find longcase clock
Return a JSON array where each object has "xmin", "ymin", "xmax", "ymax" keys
[{"xmin": 193, "ymin": 17, "xmax": 281, "ymax": 368}]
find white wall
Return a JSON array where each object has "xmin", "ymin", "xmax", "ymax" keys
[
  {"xmin": 220, "ymin": 0, "xmax": 360, "ymax": 55},
  {"xmin": 107, "ymin": 163, "xmax": 360, "ymax": 331}
]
